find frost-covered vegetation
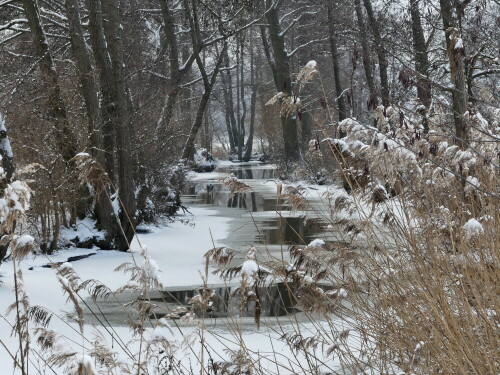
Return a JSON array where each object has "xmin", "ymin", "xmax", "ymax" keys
[{"xmin": 0, "ymin": 0, "xmax": 499, "ymax": 373}]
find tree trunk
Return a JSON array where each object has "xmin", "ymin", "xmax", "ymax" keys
[
  {"xmin": 353, "ymin": 0, "xmax": 378, "ymax": 110},
  {"xmin": 220, "ymin": 61, "xmax": 236, "ymax": 153},
  {"xmin": 22, "ymin": 0, "xmax": 77, "ymax": 162},
  {"xmin": 237, "ymin": 36, "xmax": 247, "ymax": 161},
  {"xmin": 0, "ymin": 114, "xmax": 15, "ymax": 183},
  {"xmin": 181, "ymin": 0, "xmax": 227, "ymax": 161},
  {"xmin": 181, "ymin": 43, "xmax": 227, "ymax": 160},
  {"xmin": 363, "ymin": 0, "xmax": 390, "ymax": 107},
  {"xmin": 244, "ymin": 37, "xmax": 259, "ymax": 162},
  {"xmin": 222, "ymin": 50, "xmax": 239, "ymax": 154},
  {"xmin": 264, "ymin": 0, "xmax": 299, "ymax": 161},
  {"xmin": 297, "ymin": 10, "xmax": 313, "ymax": 150},
  {"xmin": 88, "ymin": 0, "xmax": 116, "ymax": 182},
  {"xmin": 409, "ymin": 0, "xmax": 432, "ymax": 133},
  {"xmin": 156, "ymin": 0, "xmax": 196, "ymax": 144},
  {"xmin": 327, "ymin": 4, "xmax": 348, "ymax": 122},
  {"xmin": 65, "ymin": 0, "xmax": 100, "ymax": 154},
  {"xmin": 439, "ymin": 0, "xmax": 468, "ymax": 147},
  {"xmin": 0, "ymin": 114, "xmax": 14, "ymax": 264},
  {"xmin": 103, "ymin": 0, "xmax": 136, "ymax": 250}
]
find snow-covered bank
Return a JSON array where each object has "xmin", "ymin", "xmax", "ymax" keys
[{"xmin": 0, "ymin": 205, "xmax": 234, "ymax": 373}]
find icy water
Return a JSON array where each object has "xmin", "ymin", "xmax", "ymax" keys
[{"xmin": 83, "ymin": 162, "xmax": 331, "ymax": 325}]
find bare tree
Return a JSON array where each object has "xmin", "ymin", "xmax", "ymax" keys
[
  {"xmin": 102, "ymin": 0, "xmax": 136, "ymax": 250},
  {"xmin": 21, "ymin": 0, "xmax": 77, "ymax": 162},
  {"xmin": 353, "ymin": 0, "xmax": 377, "ymax": 110},
  {"xmin": 409, "ymin": 0, "xmax": 431, "ymax": 133},
  {"xmin": 261, "ymin": 0, "xmax": 299, "ymax": 162},
  {"xmin": 327, "ymin": 2, "xmax": 348, "ymax": 122},
  {"xmin": 439, "ymin": 0, "xmax": 468, "ymax": 147},
  {"xmin": 362, "ymin": 0, "xmax": 390, "ymax": 107}
]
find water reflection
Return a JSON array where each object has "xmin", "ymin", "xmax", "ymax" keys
[{"xmin": 157, "ymin": 282, "xmax": 298, "ymax": 318}]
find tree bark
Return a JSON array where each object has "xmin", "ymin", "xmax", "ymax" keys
[
  {"xmin": 88, "ymin": 0, "xmax": 116, "ymax": 182},
  {"xmin": 243, "ymin": 37, "xmax": 259, "ymax": 162},
  {"xmin": 327, "ymin": 4, "xmax": 348, "ymax": 122},
  {"xmin": 220, "ymin": 61, "xmax": 236, "ymax": 153},
  {"xmin": 297, "ymin": 9, "xmax": 313, "ymax": 150},
  {"xmin": 409, "ymin": 0, "xmax": 431, "ymax": 133},
  {"xmin": 22, "ymin": 0, "xmax": 77, "ymax": 162},
  {"xmin": 0, "ymin": 114, "xmax": 14, "ymax": 264},
  {"xmin": 181, "ymin": 42, "xmax": 227, "ymax": 160},
  {"xmin": 103, "ymin": 0, "xmax": 136, "ymax": 250},
  {"xmin": 65, "ymin": 0, "xmax": 101, "ymax": 154},
  {"xmin": 264, "ymin": 0, "xmax": 299, "ymax": 162},
  {"xmin": 237, "ymin": 36, "xmax": 247, "ymax": 161},
  {"xmin": 0, "ymin": 114, "xmax": 15, "ymax": 183},
  {"xmin": 439, "ymin": 0, "xmax": 468, "ymax": 147},
  {"xmin": 181, "ymin": 0, "xmax": 228, "ymax": 161},
  {"xmin": 363, "ymin": 0, "xmax": 390, "ymax": 107},
  {"xmin": 353, "ymin": 0, "xmax": 378, "ymax": 110},
  {"xmin": 221, "ymin": 49, "xmax": 238, "ymax": 154},
  {"xmin": 156, "ymin": 0, "xmax": 196, "ymax": 141}
]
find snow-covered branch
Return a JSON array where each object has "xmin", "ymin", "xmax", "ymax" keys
[{"xmin": 287, "ymin": 38, "xmax": 328, "ymax": 58}]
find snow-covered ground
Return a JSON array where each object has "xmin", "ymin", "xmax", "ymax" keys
[{"xmin": 0, "ymin": 166, "xmax": 347, "ymax": 374}]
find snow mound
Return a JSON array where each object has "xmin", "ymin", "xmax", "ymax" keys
[
  {"xmin": 308, "ymin": 239, "xmax": 325, "ymax": 247},
  {"xmin": 462, "ymin": 218, "xmax": 484, "ymax": 240}
]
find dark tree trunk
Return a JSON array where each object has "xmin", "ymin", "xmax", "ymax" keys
[
  {"xmin": 156, "ymin": 0, "xmax": 196, "ymax": 143},
  {"xmin": 181, "ymin": 42, "xmax": 227, "ymax": 160},
  {"xmin": 353, "ymin": 0, "xmax": 378, "ymax": 109},
  {"xmin": 22, "ymin": 0, "xmax": 77, "ymax": 162},
  {"xmin": 410, "ymin": 0, "xmax": 432, "ymax": 133},
  {"xmin": 103, "ymin": 0, "xmax": 136, "ymax": 250},
  {"xmin": 264, "ymin": 0, "xmax": 299, "ymax": 161},
  {"xmin": 221, "ymin": 49, "xmax": 238, "ymax": 154},
  {"xmin": 220, "ymin": 63, "xmax": 236, "ymax": 153},
  {"xmin": 66, "ymin": 0, "xmax": 118, "ymax": 247},
  {"xmin": 0, "ymin": 115, "xmax": 14, "ymax": 264},
  {"xmin": 88, "ymin": 0, "xmax": 116, "ymax": 182},
  {"xmin": 363, "ymin": 0, "xmax": 390, "ymax": 107},
  {"xmin": 244, "ymin": 37, "xmax": 259, "ymax": 162},
  {"xmin": 297, "ymin": 10, "xmax": 313, "ymax": 150},
  {"xmin": 327, "ymin": 4, "xmax": 348, "ymax": 122},
  {"xmin": 439, "ymin": 0, "xmax": 468, "ymax": 147},
  {"xmin": 181, "ymin": 0, "xmax": 227, "ymax": 161},
  {"xmin": 65, "ymin": 0, "xmax": 100, "ymax": 154},
  {"xmin": 237, "ymin": 36, "xmax": 247, "ymax": 161},
  {"xmin": 0, "ymin": 115, "xmax": 14, "ymax": 183}
]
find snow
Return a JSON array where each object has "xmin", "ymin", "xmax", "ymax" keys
[
  {"xmin": 241, "ymin": 247, "xmax": 258, "ymax": 283},
  {"xmin": 462, "ymin": 218, "xmax": 484, "ymax": 240},
  {"xmin": 59, "ymin": 217, "xmax": 106, "ymax": 245},
  {"xmin": 305, "ymin": 60, "xmax": 317, "ymax": 69},
  {"xmin": 308, "ymin": 239, "xmax": 325, "ymax": 247},
  {"xmin": 0, "ymin": 180, "xmax": 31, "ymax": 222},
  {"xmin": 76, "ymin": 354, "xmax": 97, "ymax": 375},
  {"xmin": 142, "ymin": 252, "xmax": 161, "ymax": 284},
  {"xmin": 0, "ymin": 202, "xmax": 237, "ymax": 373},
  {"xmin": 0, "ymin": 114, "xmax": 13, "ymax": 158},
  {"xmin": 75, "ymin": 152, "xmax": 90, "ymax": 157},
  {"xmin": 14, "ymin": 234, "xmax": 35, "ymax": 248},
  {"xmin": 241, "ymin": 259, "xmax": 258, "ymax": 278},
  {"xmin": 0, "ymin": 165, "xmax": 371, "ymax": 374},
  {"xmin": 327, "ymin": 288, "xmax": 348, "ymax": 298}
]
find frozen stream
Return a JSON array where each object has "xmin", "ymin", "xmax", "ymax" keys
[
  {"xmin": 82, "ymin": 161, "xmax": 333, "ymax": 326},
  {"xmin": 0, "ymin": 161, "xmax": 354, "ymax": 373}
]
